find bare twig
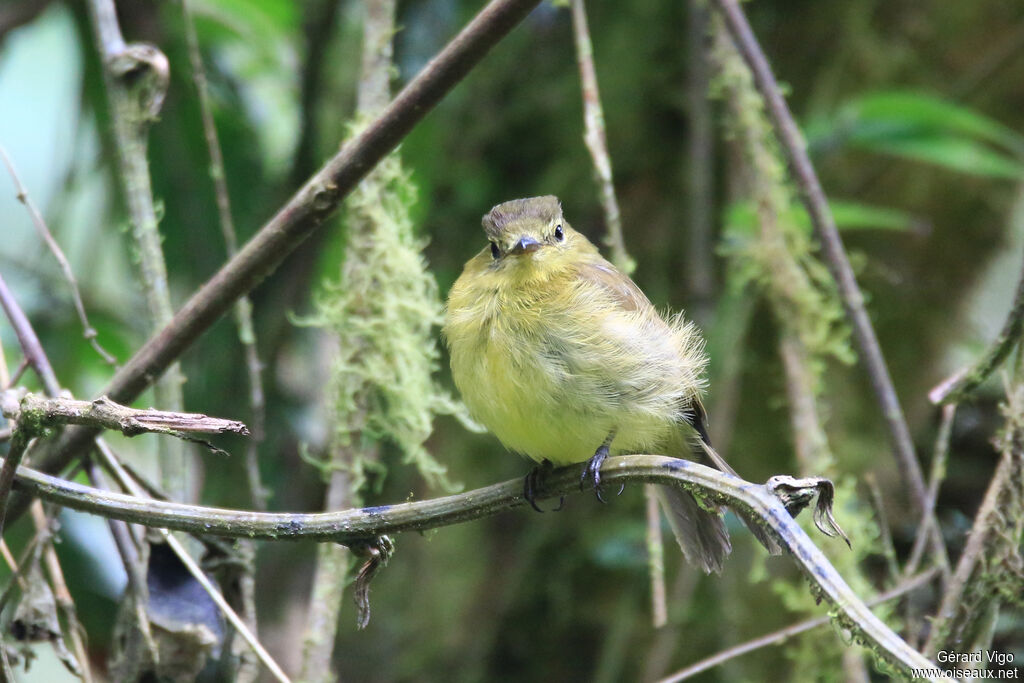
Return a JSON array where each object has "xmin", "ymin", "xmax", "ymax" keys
[
  {"xmin": 0, "ymin": 425, "xmax": 31, "ymax": 535},
  {"xmin": 86, "ymin": 0, "xmax": 191, "ymax": 501},
  {"xmin": 684, "ymin": 0, "xmax": 715, "ymax": 319},
  {"xmin": 568, "ymin": 0, "xmax": 659, "ymax": 624},
  {"xmin": 0, "ymin": 272, "xmax": 60, "ymax": 395},
  {"xmin": 569, "ymin": 0, "xmax": 633, "ymax": 274},
  {"xmin": 924, "ymin": 392, "xmax": 1024, "ymax": 657},
  {"xmin": 567, "ymin": 0, "xmax": 664, "ymax": 627},
  {"xmin": 709, "ymin": 0, "xmax": 929, "ymax": 513},
  {"xmin": 30, "ymin": 502, "xmax": 93, "ymax": 683},
  {"xmin": 642, "ymin": 486, "xmax": 667, "ymax": 628},
  {"xmin": 300, "ymin": 0, "xmax": 396, "ymax": 673},
  {"xmin": 180, "ymin": 0, "xmax": 267, "ymax": 514},
  {"xmin": 0, "ymin": 146, "xmax": 116, "ymax": 365},
  {"xmin": 4, "ymin": 455, "xmax": 945, "ymax": 678},
  {"xmin": 90, "ymin": 440, "xmax": 289, "ymax": 682},
  {"xmin": 658, "ymin": 568, "xmax": 940, "ymax": 682},
  {"xmin": 1, "ymin": 391, "xmax": 248, "ymax": 440},
  {"xmin": 20, "ymin": 0, "xmax": 545, "ymax": 524},
  {"xmin": 929, "ymin": 249, "xmax": 1024, "ymax": 404},
  {"xmin": 904, "ymin": 404, "xmax": 955, "ymax": 579}
]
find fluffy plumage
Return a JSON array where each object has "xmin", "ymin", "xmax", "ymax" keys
[{"xmin": 443, "ymin": 196, "xmax": 731, "ymax": 572}]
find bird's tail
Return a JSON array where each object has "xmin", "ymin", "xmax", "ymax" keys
[{"xmin": 656, "ymin": 485, "xmax": 731, "ymax": 574}]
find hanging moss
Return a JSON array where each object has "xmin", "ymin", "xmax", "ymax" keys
[{"xmin": 297, "ymin": 141, "xmax": 477, "ymax": 496}]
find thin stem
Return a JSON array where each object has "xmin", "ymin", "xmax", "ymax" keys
[
  {"xmin": 644, "ymin": 485, "xmax": 668, "ymax": 628},
  {"xmin": 179, "ymin": 0, "xmax": 267, "ymax": 512},
  {"xmin": 0, "ymin": 272, "xmax": 60, "ymax": 395},
  {"xmin": 300, "ymin": 0, "xmax": 395, "ymax": 674},
  {"xmin": 30, "ymin": 502, "xmax": 94, "ymax": 683},
  {"xmin": 658, "ymin": 568, "xmax": 940, "ymax": 682},
  {"xmin": 904, "ymin": 404, "xmax": 955, "ymax": 579},
  {"xmin": 569, "ymin": 0, "xmax": 633, "ymax": 274},
  {"xmin": 4, "ymin": 454, "xmax": 946, "ymax": 677},
  {"xmin": 929, "ymin": 247, "xmax": 1024, "ymax": 404},
  {"xmin": 91, "ymin": 439, "xmax": 288, "ymax": 682},
  {"xmin": 924, "ymin": 413, "xmax": 1024, "ymax": 657},
  {"xmin": 710, "ymin": 0, "xmax": 929, "ymax": 513},
  {"xmin": 0, "ymin": 146, "xmax": 115, "ymax": 364},
  {"xmin": 685, "ymin": 0, "xmax": 715, "ymax": 318},
  {"xmin": 86, "ymin": 0, "xmax": 190, "ymax": 501},
  {"xmin": 21, "ymin": 0, "xmax": 545, "ymax": 522},
  {"xmin": 0, "ymin": 427, "xmax": 30, "ymax": 534}
]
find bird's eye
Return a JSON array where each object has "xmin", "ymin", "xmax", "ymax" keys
[
  {"xmin": 490, "ymin": 241, "xmax": 500, "ymax": 260},
  {"xmin": 554, "ymin": 225, "xmax": 564, "ymax": 241}
]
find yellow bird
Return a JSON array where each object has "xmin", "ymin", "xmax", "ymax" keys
[{"xmin": 443, "ymin": 196, "xmax": 731, "ymax": 572}]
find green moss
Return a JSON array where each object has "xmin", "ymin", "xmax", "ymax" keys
[{"xmin": 297, "ymin": 139, "xmax": 476, "ymax": 498}]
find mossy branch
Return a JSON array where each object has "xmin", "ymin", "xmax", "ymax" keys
[{"xmin": 7, "ymin": 455, "xmax": 941, "ymax": 679}]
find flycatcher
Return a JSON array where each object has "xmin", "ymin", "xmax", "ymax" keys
[{"xmin": 444, "ymin": 196, "xmax": 731, "ymax": 572}]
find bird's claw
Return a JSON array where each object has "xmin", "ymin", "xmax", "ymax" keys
[
  {"xmin": 580, "ymin": 443, "xmax": 611, "ymax": 503},
  {"xmin": 524, "ymin": 459, "xmax": 561, "ymax": 512}
]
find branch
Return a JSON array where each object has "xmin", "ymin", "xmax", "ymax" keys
[
  {"xmin": 86, "ymin": 0, "xmax": 190, "ymax": 500},
  {"xmin": 0, "ymin": 391, "xmax": 248, "ymax": 439},
  {"xmin": 0, "ymin": 272, "xmax": 60, "ymax": 395},
  {"xmin": 659, "ymin": 567, "xmax": 941, "ymax": 682},
  {"xmin": 21, "ymin": 0, "xmax": 544, "ymax": 516},
  {"xmin": 180, "ymin": 0, "xmax": 268, "ymax": 514},
  {"xmin": 0, "ymin": 145, "xmax": 115, "ymax": 365},
  {"xmin": 709, "ymin": 0, "xmax": 929, "ymax": 513},
  {"xmin": 929, "ymin": 244, "xmax": 1024, "ymax": 403},
  {"xmin": 569, "ymin": 0, "xmax": 633, "ymax": 274},
  {"xmin": 9, "ymin": 455, "xmax": 939, "ymax": 678}
]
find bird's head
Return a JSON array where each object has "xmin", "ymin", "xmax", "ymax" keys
[{"xmin": 481, "ymin": 196, "xmax": 582, "ymax": 270}]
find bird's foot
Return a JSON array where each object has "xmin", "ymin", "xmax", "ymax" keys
[
  {"xmin": 580, "ymin": 441, "xmax": 613, "ymax": 503},
  {"xmin": 523, "ymin": 459, "xmax": 563, "ymax": 512}
]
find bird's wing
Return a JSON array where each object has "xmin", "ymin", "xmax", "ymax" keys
[{"xmin": 573, "ymin": 259, "xmax": 653, "ymax": 312}]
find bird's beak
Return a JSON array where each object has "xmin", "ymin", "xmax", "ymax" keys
[{"xmin": 509, "ymin": 236, "xmax": 542, "ymax": 255}]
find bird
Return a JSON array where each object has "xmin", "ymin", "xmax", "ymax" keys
[{"xmin": 443, "ymin": 195, "xmax": 732, "ymax": 573}]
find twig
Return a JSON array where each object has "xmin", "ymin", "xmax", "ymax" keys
[
  {"xmin": 924, "ymin": 402, "xmax": 1024, "ymax": 657},
  {"xmin": 179, "ymin": 0, "xmax": 267, "ymax": 515},
  {"xmin": 8, "ymin": 358, "xmax": 28, "ymax": 387},
  {"xmin": 568, "ymin": 0, "xmax": 656, "ymax": 624},
  {"xmin": 658, "ymin": 567, "xmax": 941, "ymax": 682},
  {"xmin": 904, "ymin": 404, "xmax": 955, "ymax": 579},
  {"xmin": 86, "ymin": 0, "xmax": 191, "ymax": 501},
  {"xmin": 0, "ymin": 145, "xmax": 116, "ymax": 365},
  {"xmin": 569, "ymin": 0, "xmax": 633, "ymax": 274},
  {"xmin": 1, "ymin": 391, "xmax": 248, "ymax": 440},
  {"xmin": 5, "ymin": 455, "xmax": 945, "ymax": 678},
  {"xmin": 0, "ymin": 272, "xmax": 60, "ymax": 395},
  {"xmin": 163, "ymin": 531, "xmax": 291, "ymax": 683},
  {"xmin": 929, "ymin": 249, "xmax": 1024, "ymax": 404},
  {"xmin": 0, "ymin": 313, "xmax": 9, "ymax": 389},
  {"xmin": 90, "ymin": 440, "xmax": 289, "ymax": 682},
  {"xmin": 685, "ymin": 0, "xmax": 715, "ymax": 320},
  {"xmin": 21, "ymin": 0, "xmax": 545, "ymax": 522},
  {"xmin": 84, "ymin": 458, "xmax": 159, "ymax": 670},
  {"xmin": 30, "ymin": 502, "xmax": 94, "ymax": 683},
  {"xmin": 864, "ymin": 473, "xmax": 900, "ymax": 580},
  {"xmin": 300, "ymin": 0, "xmax": 395, "ymax": 673},
  {"xmin": 709, "ymin": 0, "xmax": 929, "ymax": 514},
  {"xmin": 644, "ymin": 486, "xmax": 667, "ymax": 628},
  {"xmin": 0, "ymin": 426, "xmax": 31, "ymax": 534}
]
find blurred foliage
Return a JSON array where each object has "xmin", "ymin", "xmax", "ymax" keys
[{"xmin": 1, "ymin": 0, "xmax": 1024, "ymax": 681}]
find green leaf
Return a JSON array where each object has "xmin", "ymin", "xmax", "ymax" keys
[
  {"xmin": 807, "ymin": 91, "xmax": 1024, "ymax": 179},
  {"xmin": 722, "ymin": 200, "xmax": 916, "ymax": 239}
]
